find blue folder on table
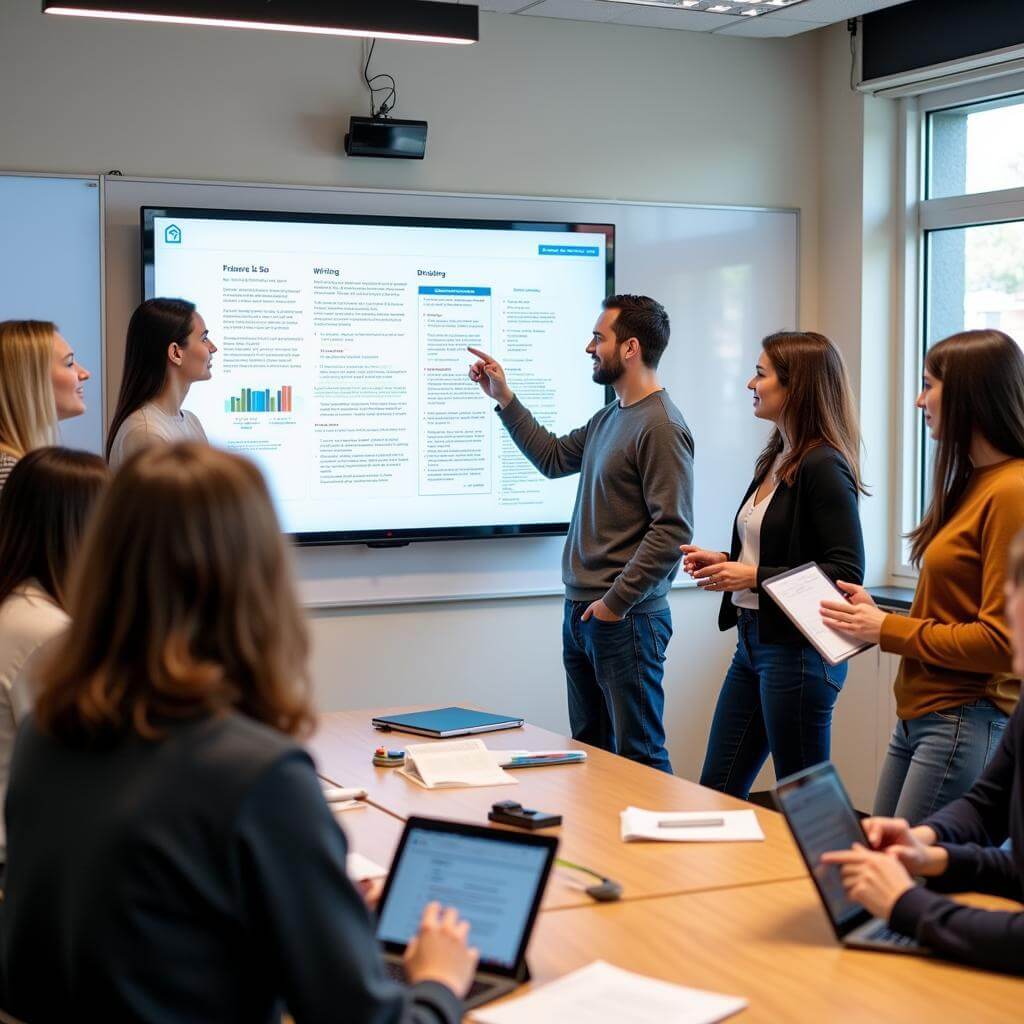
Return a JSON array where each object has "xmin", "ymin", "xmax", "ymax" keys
[{"xmin": 371, "ymin": 707, "xmax": 525, "ymax": 738}]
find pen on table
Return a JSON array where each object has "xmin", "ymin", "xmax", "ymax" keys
[
  {"xmin": 657, "ymin": 817, "xmax": 726, "ymax": 829},
  {"xmin": 510, "ymin": 753, "xmax": 583, "ymax": 762},
  {"xmin": 322, "ymin": 786, "xmax": 368, "ymax": 803}
]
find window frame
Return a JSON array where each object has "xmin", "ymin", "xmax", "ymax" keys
[{"xmin": 894, "ymin": 70, "xmax": 1024, "ymax": 581}]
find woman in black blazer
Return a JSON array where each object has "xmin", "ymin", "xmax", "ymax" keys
[{"xmin": 682, "ymin": 331, "xmax": 866, "ymax": 799}]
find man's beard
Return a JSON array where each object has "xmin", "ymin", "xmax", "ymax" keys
[{"xmin": 592, "ymin": 353, "xmax": 625, "ymax": 385}]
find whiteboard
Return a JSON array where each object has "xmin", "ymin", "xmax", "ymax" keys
[
  {"xmin": 0, "ymin": 173, "xmax": 104, "ymax": 454},
  {"xmin": 103, "ymin": 177, "xmax": 795, "ymax": 607}
]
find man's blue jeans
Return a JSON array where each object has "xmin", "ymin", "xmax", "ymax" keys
[
  {"xmin": 873, "ymin": 699, "xmax": 1009, "ymax": 822},
  {"xmin": 562, "ymin": 600, "xmax": 673, "ymax": 774},
  {"xmin": 700, "ymin": 608, "xmax": 846, "ymax": 799}
]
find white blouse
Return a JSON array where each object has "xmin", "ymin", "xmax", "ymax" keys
[{"xmin": 732, "ymin": 454, "xmax": 786, "ymax": 611}]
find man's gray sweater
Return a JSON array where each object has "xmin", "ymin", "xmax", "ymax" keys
[{"xmin": 497, "ymin": 390, "xmax": 694, "ymax": 616}]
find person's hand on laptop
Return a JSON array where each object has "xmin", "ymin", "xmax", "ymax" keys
[
  {"xmin": 403, "ymin": 902, "xmax": 480, "ymax": 997},
  {"xmin": 860, "ymin": 816, "xmax": 949, "ymax": 878},
  {"xmin": 820, "ymin": 843, "xmax": 916, "ymax": 920}
]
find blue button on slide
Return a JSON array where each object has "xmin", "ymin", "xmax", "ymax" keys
[
  {"xmin": 418, "ymin": 285, "xmax": 492, "ymax": 295},
  {"xmin": 538, "ymin": 245, "xmax": 600, "ymax": 257}
]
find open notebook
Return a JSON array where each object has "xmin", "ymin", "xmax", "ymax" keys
[{"xmin": 397, "ymin": 739, "xmax": 518, "ymax": 789}]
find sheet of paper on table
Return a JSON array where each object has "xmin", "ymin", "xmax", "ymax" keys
[
  {"xmin": 470, "ymin": 960, "xmax": 747, "ymax": 1024},
  {"xmin": 620, "ymin": 807, "xmax": 764, "ymax": 843},
  {"xmin": 347, "ymin": 852, "xmax": 388, "ymax": 882}
]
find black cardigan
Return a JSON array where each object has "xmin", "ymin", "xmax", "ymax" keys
[{"xmin": 718, "ymin": 445, "xmax": 865, "ymax": 644}]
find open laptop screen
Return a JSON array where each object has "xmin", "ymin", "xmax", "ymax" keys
[
  {"xmin": 774, "ymin": 763, "xmax": 870, "ymax": 934},
  {"xmin": 376, "ymin": 822, "xmax": 554, "ymax": 971}
]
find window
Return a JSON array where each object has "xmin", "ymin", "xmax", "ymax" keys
[
  {"xmin": 927, "ymin": 95, "xmax": 1024, "ymax": 200},
  {"xmin": 897, "ymin": 77, "xmax": 1024, "ymax": 575}
]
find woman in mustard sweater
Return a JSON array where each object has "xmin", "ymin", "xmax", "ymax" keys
[{"xmin": 822, "ymin": 330, "xmax": 1024, "ymax": 823}]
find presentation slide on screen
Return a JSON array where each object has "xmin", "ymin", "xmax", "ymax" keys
[{"xmin": 150, "ymin": 214, "xmax": 609, "ymax": 535}]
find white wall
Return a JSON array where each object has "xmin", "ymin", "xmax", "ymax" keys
[
  {"xmin": 1, "ymin": 1, "xmax": 836, "ymax": 787},
  {"xmin": 816, "ymin": 22, "xmax": 903, "ymax": 808}
]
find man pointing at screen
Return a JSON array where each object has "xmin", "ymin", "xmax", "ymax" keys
[{"xmin": 468, "ymin": 294, "xmax": 693, "ymax": 773}]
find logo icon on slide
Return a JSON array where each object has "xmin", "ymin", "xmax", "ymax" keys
[{"xmin": 164, "ymin": 224, "xmax": 182, "ymax": 245}]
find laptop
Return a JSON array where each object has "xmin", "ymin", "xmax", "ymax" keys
[
  {"xmin": 375, "ymin": 816, "xmax": 558, "ymax": 1008},
  {"xmin": 371, "ymin": 707, "xmax": 525, "ymax": 738},
  {"xmin": 773, "ymin": 762, "xmax": 929, "ymax": 956}
]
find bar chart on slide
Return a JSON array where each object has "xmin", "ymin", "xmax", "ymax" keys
[{"xmin": 226, "ymin": 386, "xmax": 293, "ymax": 413}]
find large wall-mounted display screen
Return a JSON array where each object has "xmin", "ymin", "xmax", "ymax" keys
[{"xmin": 142, "ymin": 207, "xmax": 613, "ymax": 545}]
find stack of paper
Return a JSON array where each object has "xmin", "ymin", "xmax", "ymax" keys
[
  {"xmin": 470, "ymin": 961, "xmax": 747, "ymax": 1024},
  {"xmin": 397, "ymin": 739, "xmax": 518, "ymax": 789},
  {"xmin": 346, "ymin": 852, "xmax": 388, "ymax": 883},
  {"xmin": 620, "ymin": 807, "xmax": 764, "ymax": 843}
]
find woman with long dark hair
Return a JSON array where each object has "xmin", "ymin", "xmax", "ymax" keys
[
  {"xmin": 822, "ymin": 329, "xmax": 1024, "ymax": 822},
  {"xmin": 0, "ymin": 447, "xmax": 110, "ymax": 863},
  {"xmin": 682, "ymin": 331, "xmax": 866, "ymax": 798},
  {"xmin": 1, "ymin": 443, "xmax": 476, "ymax": 1021},
  {"xmin": 106, "ymin": 298, "xmax": 216, "ymax": 468}
]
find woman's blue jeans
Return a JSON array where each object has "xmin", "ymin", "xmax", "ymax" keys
[
  {"xmin": 700, "ymin": 609, "xmax": 846, "ymax": 799},
  {"xmin": 873, "ymin": 699, "xmax": 1009, "ymax": 822}
]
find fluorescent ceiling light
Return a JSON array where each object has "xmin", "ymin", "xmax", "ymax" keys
[
  {"xmin": 41, "ymin": 0, "xmax": 479, "ymax": 45},
  {"xmin": 599, "ymin": 0, "xmax": 809, "ymax": 14}
]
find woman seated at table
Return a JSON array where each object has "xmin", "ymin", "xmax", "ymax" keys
[
  {"xmin": 822, "ymin": 527, "xmax": 1024, "ymax": 975},
  {"xmin": 0, "ymin": 447, "xmax": 110, "ymax": 869},
  {"xmin": 0, "ymin": 442, "xmax": 477, "ymax": 1021}
]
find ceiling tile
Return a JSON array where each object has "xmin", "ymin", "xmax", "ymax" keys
[
  {"xmin": 714, "ymin": 14, "xmax": 823, "ymax": 35},
  {"xmin": 432, "ymin": 0, "xmax": 532, "ymax": 11},
  {"xmin": 477, "ymin": 1, "xmax": 536, "ymax": 11},
  {"xmin": 607, "ymin": 6, "xmax": 737, "ymax": 30},
  {"xmin": 768, "ymin": 0, "xmax": 908, "ymax": 22},
  {"xmin": 521, "ymin": 0, "xmax": 623, "ymax": 21}
]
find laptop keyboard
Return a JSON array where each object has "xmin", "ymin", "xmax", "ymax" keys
[
  {"xmin": 384, "ymin": 960, "xmax": 493, "ymax": 1000},
  {"xmin": 863, "ymin": 923, "xmax": 918, "ymax": 947}
]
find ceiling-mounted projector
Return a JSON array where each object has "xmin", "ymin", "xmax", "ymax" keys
[{"xmin": 344, "ymin": 117, "xmax": 428, "ymax": 160}]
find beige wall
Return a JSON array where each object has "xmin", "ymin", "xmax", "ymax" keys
[
  {"xmin": 2, "ymin": 2, "xmax": 881, "ymax": 792},
  {"xmin": 815, "ymin": 22, "xmax": 903, "ymax": 808}
]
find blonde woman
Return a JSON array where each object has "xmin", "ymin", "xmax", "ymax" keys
[{"xmin": 0, "ymin": 320, "xmax": 91, "ymax": 489}]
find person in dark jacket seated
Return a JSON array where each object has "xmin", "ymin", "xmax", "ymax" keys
[
  {"xmin": 822, "ymin": 527, "xmax": 1024, "ymax": 975},
  {"xmin": 0, "ymin": 442, "xmax": 478, "ymax": 1022}
]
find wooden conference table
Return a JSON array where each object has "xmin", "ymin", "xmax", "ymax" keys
[
  {"xmin": 311, "ymin": 707, "xmax": 1024, "ymax": 1020},
  {"xmin": 311, "ymin": 708, "xmax": 806, "ymax": 910}
]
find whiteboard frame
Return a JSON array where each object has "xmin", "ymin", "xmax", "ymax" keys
[
  {"xmin": 100, "ymin": 175, "xmax": 799, "ymax": 609},
  {"xmin": 0, "ymin": 169, "xmax": 107, "ymax": 443}
]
